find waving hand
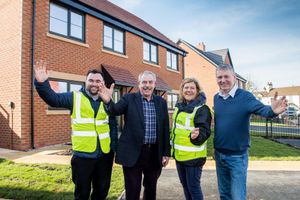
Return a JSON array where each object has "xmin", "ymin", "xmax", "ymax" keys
[{"xmin": 34, "ymin": 60, "xmax": 49, "ymax": 83}]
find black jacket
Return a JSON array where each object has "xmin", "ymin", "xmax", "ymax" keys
[{"xmin": 107, "ymin": 92, "xmax": 170, "ymax": 167}]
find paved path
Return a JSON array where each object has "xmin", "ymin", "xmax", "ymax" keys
[
  {"xmin": 1, "ymin": 145, "xmax": 300, "ymax": 200},
  {"xmin": 120, "ymin": 169, "xmax": 300, "ymax": 200}
]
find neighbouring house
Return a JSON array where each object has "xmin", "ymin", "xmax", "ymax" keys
[
  {"xmin": 0, "ymin": 0, "xmax": 186, "ymax": 150},
  {"xmin": 255, "ymin": 82, "xmax": 300, "ymax": 110},
  {"xmin": 177, "ymin": 39, "xmax": 246, "ymax": 108}
]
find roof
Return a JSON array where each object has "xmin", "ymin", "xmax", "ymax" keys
[
  {"xmin": 202, "ymin": 51, "xmax": 224, "ymax": 66},
  {"xmin": 204, "ymin": 49, "xmax": 228, "ymax": 66},
  {"xmin": 236, "ymin": 73, "xmax": 247, "ymax": 82},
  {"xmin": 177, "ymin": 39, "xmax": 219, "ymax": 67},
  {"xmin": 102, "ymin": 64, "xmax": 137, "ymax": 87},
  {"xmin": 101, "ymin": 64, "xmax": 170, "ymax": 91},
  {"xmin": 78, "ymin": 0, "xmax": 184, "ymax": 53},
  {"xmin": 178, "ymin": 39, "xmax": 246, "ymax": 82},
  {"xmin": 256, "ymin": 86, "xmax": 300, "ymax": 97},
  {"xmin": 155, "ymin": 76, "xmax": 171, "ymax": 91}
]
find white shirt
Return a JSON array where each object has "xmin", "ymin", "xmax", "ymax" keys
[{"xmin": 218, "ymin": 84, "xmax": 238, "ymax": 100}]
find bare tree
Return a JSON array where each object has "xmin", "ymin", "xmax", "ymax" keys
[{"xmin": 245, "ymin": 74, "xmax": 258, "ymax": 93}]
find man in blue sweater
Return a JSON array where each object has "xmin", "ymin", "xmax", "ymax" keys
[
  {"xmin": 34, "ymin": 61, "xmax": 118, "ymax": 200},
  {"xmin": 213, "ymin": 64, "xmax": 287, "ymax": 200}
]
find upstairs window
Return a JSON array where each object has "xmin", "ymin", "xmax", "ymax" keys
[
  {"xmin": 167, "ymin": 51, "xmax": 178, "ymax": 71},
  {"xmin": 103, "ymin": 24, "xmax": 125, "ymax": 54},
  {"xmin": 143, "ymin": 41, "xmax": 158, "ymax": 64},
  {"xmin": 49, "ymin": 2, "xmax": 85, "ymax": 41}
]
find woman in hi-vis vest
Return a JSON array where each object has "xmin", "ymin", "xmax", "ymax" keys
[{"xmin": 170, "ymin": 78, "xmax": 212, "ymax": 200}]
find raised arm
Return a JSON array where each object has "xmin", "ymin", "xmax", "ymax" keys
[
  {"xmin": 98, "ymin": 83, "xmax": 115, "ymax": 104},
  {"xmin": 271, "ymin": 92, "xmax": 288, "ymax": 114},
  {"xmin": 34, "ymin": 60, "xmax": 49, "ymax": 83},
  {"xmin": 34, "ymin": 60, "xmax": 73, "ymax": 110}
]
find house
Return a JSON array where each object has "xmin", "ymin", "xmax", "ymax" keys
[
  {"xmin": 255, "ymin": 82, "xmax": 300, "ymax": 110},
  {"xmin": 0, "ymin": 0, "xmax": 186, "ymax": 150},
  {"xmin": 177, "ymin": 39, "xmax": 246, "ymax": 107}
]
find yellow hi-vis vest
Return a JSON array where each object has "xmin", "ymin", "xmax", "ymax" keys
[
  {"xmin": 170, "ymin": 105, "xmax": 207, "ymax": 161},
  {"xmin": 71, "ymin": 92, "xmax": 110, "ymax": 153}
]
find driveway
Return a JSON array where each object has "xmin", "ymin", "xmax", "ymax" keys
[{"xmin": 155, "ymin": 169, "xmax": 300, "ymax": 200}]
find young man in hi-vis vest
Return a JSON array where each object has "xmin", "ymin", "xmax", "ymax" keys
[{"xmin": 34, "ymin": 60, "xmax": 118, "ymax": 200}]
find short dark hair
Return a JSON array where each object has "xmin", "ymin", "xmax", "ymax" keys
[
  {"xmin": 86, "ymin": 69, "xmax": 103, "ymax": 77},
  {"xmin": 217, "ymin": 64, "xmax": 235, "ymax": 73}
]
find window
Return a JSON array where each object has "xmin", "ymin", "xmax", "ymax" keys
[
  {"xmin": 167, "ymin": 93, "xmax": 178, "ymax": 110},
  {"xmin": 103, "ymin": 24, "xmax": 125, "ymax": 54},
  {"xmin": 143, "ymin": 41, "xmax": 158, "ymax": 64},
  {"xmin": 49, "ymin": 79, "xmax": 84, "ymax": 109},
  {"xmin": 167, "ymin": 51, "xmax": 178, "ymax": 71},
  {"xmin": 49, "ymin": 2, "xmax": 85, "ymax": 41}
]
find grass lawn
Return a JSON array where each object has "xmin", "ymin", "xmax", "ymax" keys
[
  {"xmin": 206, "ymin": 134, "xmax": 300, "ymax": 160},
  {"xmin": 0, "ymin": 159, "xmax": 124, "ymax": 200},
  {"xmin": 0, "ymin": 135, "xmax": 299, "ymax": 199}
]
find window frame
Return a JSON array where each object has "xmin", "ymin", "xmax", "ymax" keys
[
  {"xmin": 143, "ymin": 40, "xmax": 158, "ymax": 64},
  {"xmin": 166, "ymin": 50, "xmax": 178, "ymax": 71},
  {"xmin": 49, "ymin": 2, "xmax": 85, "ymax": 42},
  {"xmin": 103, "ymin": 24, "xmax": 125, "ymax": 54},
  {"xmin": 167, "ymin": 93, "xmax": 179, "ymax": 110},
  {"xmin": 48, "ymin": 78, "xmax": 84, "ymax": 110}
]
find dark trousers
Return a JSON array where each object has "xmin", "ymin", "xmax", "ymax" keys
[
  {"xmin": 71, "ymin": 151, "xmax": 114, "ymax": 200},
  {"xmin": 123, "ymin": 145, "xmax": 162, "ymax": 200},
  {"xmin": 176, "ymin": 162, "xmax": 203, "ymax": 200}
]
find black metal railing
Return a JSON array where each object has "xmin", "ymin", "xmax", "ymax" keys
[{"xmin": 250, "ymin": 115, "xmax": 300, "ymax": 139}]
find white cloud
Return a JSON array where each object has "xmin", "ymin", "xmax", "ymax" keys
[{"xmin": 107, "ymin": 0, "xmax": 300, "ymax": 90}]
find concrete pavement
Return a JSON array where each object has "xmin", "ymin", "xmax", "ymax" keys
[
  {"xmin": 119, "ymin": 161, "xmax": 300, "ymax": 200},
  {"xmin": 1, "ymin": 145, "xmax": 300, "ymax": 200}
]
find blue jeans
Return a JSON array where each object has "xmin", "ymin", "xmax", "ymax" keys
[
  {"xmin": 176, "ymin": 162, "xmax": 203, "ymax": 200},
  {"xmin": 215, "ymin": 150, "xmax": 248, "ymax": 200}
]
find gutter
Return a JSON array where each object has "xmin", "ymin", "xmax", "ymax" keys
[{"xmin": 30, "ymin": 0, "xmax": 36, "ymax": 149}]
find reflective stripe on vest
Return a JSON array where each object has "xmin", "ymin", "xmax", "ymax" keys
[
  {"xmin": 72, "ymin": 131, "xmax": 97, "ymax": 136},
  {"xmin": 170, "ymin": 105, "xmax": 207, "ymax": 161},
  {"xmin": 98, "ymin": 132, "xmax": 110, "ymax": 139},
  {"xmin": 72, "ymin": 118, "xmax": 109, "ymax": 125},
  {"xmin": 174, "ymin": 143, "xmax": 206, "ymax": 152},
  {"xmin": 71, "ymin": 92, "xmax": 111, "ymax": 153}
]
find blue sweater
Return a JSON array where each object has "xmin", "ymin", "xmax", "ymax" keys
[
  {"xmin": 213, "ymin": 88, "xmax": 276, "ymax": 154},
  {"xmin": 34, "ymin": 79, "xmax": 118, "ymax": 159}
]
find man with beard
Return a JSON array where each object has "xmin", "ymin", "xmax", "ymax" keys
[
  {"xmin": 34, "ymin": 61, "xmax": 118, "ymax": 200},
  {"xmin": 98, "ymin": 70, "xmax": 170, "ymax": 200}
]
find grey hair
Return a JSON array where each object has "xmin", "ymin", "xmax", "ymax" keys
[
  {"xmin": 138, "ymin": 70, "xmax": 157, "ymax": 82},
  {"xmin": 217, "ymin": 64, "xmax": 235, "ymax": 73}
]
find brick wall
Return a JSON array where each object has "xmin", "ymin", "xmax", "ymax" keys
[
  {"xmin": 179, "ymin": 42, "xmax": 219, "ymax": 108},
  {"xmin": 0, "ymin": 0, "xmax": 23, "ymax": 149},
  {"xmin": 19, "ymin": 1, "xmax": 184, "ymax": 149}
]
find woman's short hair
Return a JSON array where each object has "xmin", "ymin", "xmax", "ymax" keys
[{"xmin": 179, "ymin": 78, "xmax": 203, "ymax": 102}]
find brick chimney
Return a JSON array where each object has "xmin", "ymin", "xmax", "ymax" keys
[{"xmin": 197, "ymin": 42, "xmax": 206, "ymax": 51}]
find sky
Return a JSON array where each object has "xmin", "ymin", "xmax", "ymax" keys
[{"xmin": 108, "ymin": 0, "xmax": 300, "ymax": 90}]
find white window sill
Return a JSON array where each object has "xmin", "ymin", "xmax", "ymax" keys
[
  {"xmin": 47, "ymin": 32, "xmax": 89, "ymax": 48},
  {"xmin": 143, "ymin": 61, "xmax": 161, "ymax": 68},
  {"xmin": 46, "ymin": 110, "xmax": 70, "ymax": 115},
  {"xmin": 101, "ymin": 49, "xmax": 128, "ymax": 59}
]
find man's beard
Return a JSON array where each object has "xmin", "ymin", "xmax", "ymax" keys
[{"xmin": 87, "ymin": 86, "xmax": 99, "ymax": 95}]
